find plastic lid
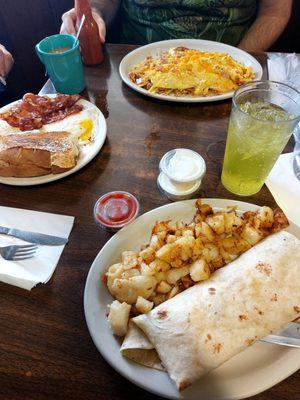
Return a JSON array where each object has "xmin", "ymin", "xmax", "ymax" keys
[
  {"xmin": 158, "ymin": 172, "xmax": 201, "ymax": 196},
  {"xmin": 94, "ymin": 191, "xmax": 139, "ymax": 231},
  {"xmin": 157, "ymin": 172, "xmax": 202, "ymax": 201}
]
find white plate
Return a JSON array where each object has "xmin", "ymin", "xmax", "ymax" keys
[
  {"xmin": 0, "ymin": 95, "xmax": 107, "ymax": 186},
  {"xmin": 119, "ymin": 39, "xmax": 263, "ymax": 103},
  {"xmin": 84, "ymin": 198, "xmax": 300, "ymax": 400}
]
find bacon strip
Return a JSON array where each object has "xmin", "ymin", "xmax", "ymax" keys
[{"xmin": 0, "ymin": 93, "xmax": 83, "ymax": 131}]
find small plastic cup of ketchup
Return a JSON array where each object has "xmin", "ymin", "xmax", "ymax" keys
[{"xmin": 94, "ymin": 191, "xmax": 140, "ymax": 232}]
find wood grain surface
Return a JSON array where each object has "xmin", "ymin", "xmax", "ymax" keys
[{"xmin": 0, "ymin": 44, "xmax": 298, "ymax": 400}]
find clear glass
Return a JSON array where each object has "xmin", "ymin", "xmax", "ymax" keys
[
  {"xmin": 293, "ymin": 123, "xmax": 300, "ymax": 180},
  {"xmin": 221, "ymin": 81, "xmax": 300, "ymax": 196}
]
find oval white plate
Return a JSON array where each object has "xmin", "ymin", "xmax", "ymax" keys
[
  {"xmin": 84, "ymin": 198, "xmax": 300, "ymax": 400},
  {"xmin": 0, "ymin": 95, "xmax": 107, "ymax": 186},
  {"xmin": 119, "ymin": 39, "xmax": 263, "ymax": 103}
]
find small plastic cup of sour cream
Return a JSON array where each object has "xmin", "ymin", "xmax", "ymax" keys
[
  {"xmin": 157, "ymin": 148, "xmax": 206, "ymax": 201},
  {"xmin": 94, "ymin": 191, "xmax": 140, "ymax": 232}
]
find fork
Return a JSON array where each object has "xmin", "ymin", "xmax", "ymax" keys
[{"xmin": 0, "ymin": 244, "xmax": 38, "ymax": 261}]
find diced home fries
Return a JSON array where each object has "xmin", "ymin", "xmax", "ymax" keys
[
  {"xmin": 135, "ymin": 296, "xmax": 154, "ymax": 314},
  {"xmin": 108, "ymin": 300, "xmax": 131, "ymax": 337},
  {"xmin": 106, "ymin": 200, "xmax": 289, "ymax": 336}
]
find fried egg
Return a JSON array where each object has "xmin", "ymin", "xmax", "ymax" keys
[{"xmin": 42, "ymin": 106, "xmax": 98, "ymax": 145}]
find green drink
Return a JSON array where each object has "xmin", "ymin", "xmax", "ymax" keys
[{"xmin": 221, "ymin": 81, "xmax": 300, "ymax": 196}]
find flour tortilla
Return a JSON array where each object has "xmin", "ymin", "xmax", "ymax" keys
[
  {"xmin": 121, "ymin": 322, "xmax": 164, "ymax": 370},
  {"xmin": 122, "ymin": 231, "xmax": 300, "ymax": 391}
]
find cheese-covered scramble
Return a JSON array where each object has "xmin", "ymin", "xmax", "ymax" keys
[
  {"xmin": 104, "ymin": 200, "xmax": 288, "ymax": 337},
  {"xmin": 129, "ymin": 47, "xmax": 255, "ymax": 97}
]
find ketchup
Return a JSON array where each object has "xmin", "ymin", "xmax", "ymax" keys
[
  {"xmin": 75, "ymin": 0, "xmax": 104, "ymax": 65},
  {"xmin": 94, "ymin": 192, "xmax": 140, "ymax": 232}
]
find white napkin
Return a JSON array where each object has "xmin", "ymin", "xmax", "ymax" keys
[
  {"xmin": 0, "ymin": 206, "xmax": 74, "ymax": 290},
  {"xmin": 266, "ymin": 53, "xmax": 300, "ymax": 226},
  {"xmin": 266, "ymin": 153, "xmax": 300, "ymax": 228},
  {"xmin": 267, "ymin": 53, "xmax": 300, "ymax": 90}
]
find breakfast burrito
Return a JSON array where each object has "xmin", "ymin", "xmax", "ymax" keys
[{"xmin": 121, "ymin": 231, "xmax": 300, "ymax": 391}]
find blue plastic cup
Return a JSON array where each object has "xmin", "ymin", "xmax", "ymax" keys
[{"xmin": 35, "ymin": 34, "xmax": 85, "ymax": 94}]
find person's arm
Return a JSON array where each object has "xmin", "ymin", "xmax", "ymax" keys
[
  {"xmin": 90, "ymin": 0, "xmax": 120, "ymax": 26},
  {"xmin": 0, "ymin": 44, "xmax": 14, "ymax": 77},
  {"xmin": 238, "ymin": 0, "xmax": 292, "ymax": 52},
  {"xmin": 60, "ymin": 0, "xmax": 120, "ymax": 43}
]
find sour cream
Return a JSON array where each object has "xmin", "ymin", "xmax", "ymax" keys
[
  {"xmin": 167, "ymin": 149, "xmax": 204, "ymax": 181},
  {"xmin": 158, "ymin": 148, "xmax": 206, "ymax": 201}
]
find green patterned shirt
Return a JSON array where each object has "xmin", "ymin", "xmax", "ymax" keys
[{"xmin": 121, "ymin": 0, "xmax": 257, "ymax": 45}]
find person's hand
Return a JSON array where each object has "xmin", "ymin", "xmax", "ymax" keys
[
  {"xmin": 60, "ymin": 8, "xmax": 106, "ymax": 43},
  {"xmin": 0, "ymin": 45, "xmax": 14, "ymax": 77}
]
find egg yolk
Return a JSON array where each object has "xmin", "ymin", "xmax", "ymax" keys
[{"xmin": 79, "ymin": 119, "xmax": 93, "ymax": 142}]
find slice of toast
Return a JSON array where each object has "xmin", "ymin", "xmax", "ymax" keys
[{"xmin": 0, "ymin": 131, "xmax": 79, "ymax": 177}]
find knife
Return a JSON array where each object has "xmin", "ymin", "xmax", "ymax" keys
[
  {"xmin": 0, "ymin": 226, "xmax": 68, "ymax": 245},
  {"xmin": 261, "ymin": 322, "xmax": 300, "ymax": 348}
]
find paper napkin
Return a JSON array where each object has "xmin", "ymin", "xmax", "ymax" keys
[
  {"xmin": 0, "ymin": 206, "xmax": 74, "ymax": 290},
  {"xmin": 267, "ymin": 52, "xmax": 300, "ymax": 90},
  {"xmin": 266, "ymin": 153, "xmax": 300, "ymax": 228}
]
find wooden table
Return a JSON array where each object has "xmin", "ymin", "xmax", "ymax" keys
[{"xmin": 0, "ymin": 44, "xmax": 298, "ymax": 400}]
